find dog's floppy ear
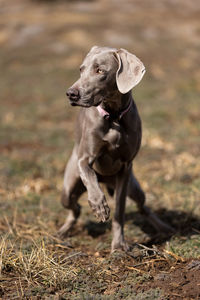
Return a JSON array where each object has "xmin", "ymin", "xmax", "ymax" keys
[{"xmin": 115, "ymin": 48, "xmax": 146, "ymax": 94}]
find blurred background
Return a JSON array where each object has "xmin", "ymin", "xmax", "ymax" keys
[
  {"xmin": 0, "ymin": 0, "xmax": 200, "ymax": 241},
  {"xmin": 0, "ymin": 0, "xmax": 200, "ymax": 298},
  {"xmin": 0, "ymin": 0, "xmax": 200, "ymax": 197}
]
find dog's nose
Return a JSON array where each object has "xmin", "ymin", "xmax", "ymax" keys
[{"xmin": 66, "ymin": 88, "xmax": 80, "ymax": 101}]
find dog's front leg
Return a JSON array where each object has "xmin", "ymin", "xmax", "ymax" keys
[
  {"xmin": 78, "ymin": 157, "xmax": 110, "ymax": 222},
  {"xmin": 111, "ymin": 163, "xmax": 132, "ymax": 252}
]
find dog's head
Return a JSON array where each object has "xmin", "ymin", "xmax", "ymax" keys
[{"xmin": 66, "ymin": 46, "xmax": 145, "ymax": 107}]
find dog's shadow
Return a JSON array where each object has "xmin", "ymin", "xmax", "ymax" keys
[
  {"xmin": 84, "ymin": 219, "xmax": 112, "ymax": 238},
  {"xmin": 84, "ymin": 208, "xmax": 200, "ymax": 246}
]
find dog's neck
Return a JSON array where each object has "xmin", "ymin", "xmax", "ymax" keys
[{"xmin": 100, "ymin": 91, "xmax": 131, "ymax": 116}]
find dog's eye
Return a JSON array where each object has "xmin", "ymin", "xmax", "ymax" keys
[{"xmin": 96, "ymin": 68, "xmax": 104, "ymax": 75}]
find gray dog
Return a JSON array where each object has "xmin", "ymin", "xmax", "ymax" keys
[{"xmin": 59, "ymin": 46, "xmax": 172, "ymax": 252}]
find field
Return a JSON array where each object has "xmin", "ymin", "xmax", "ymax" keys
[{"xmin": 0, "ymin": 0, "xmax": 200, "ymax": 299}]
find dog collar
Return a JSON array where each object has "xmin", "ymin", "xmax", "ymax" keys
[{"xmin": 97, "ymin": 100, "xmax": 132, "ymax": 121}]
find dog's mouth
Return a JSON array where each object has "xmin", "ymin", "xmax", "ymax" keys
[
  {"xmin": 69, "ymin": 96, "xmax": 103, "ymax": 108},
  {"xmin": 69, "ymin": 101, "xmax": 92, "ymax": 107}
]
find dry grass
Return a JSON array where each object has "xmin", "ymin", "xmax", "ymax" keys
[{"xmin": 0, "ymin": 235, "xmax": 77, "ymax": 291}]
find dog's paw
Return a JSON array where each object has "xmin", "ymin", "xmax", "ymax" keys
[
  {"xmin": 57, "ymin": 205, "xmax": 81, "ymax": 238},
  {"xmin": 57, "ymin": 227, "xmax": 69, "ymax": 239},
  {"xmin": 57, "ymin": 221, "xmax": 74, "ymax": 238},
  {"xmin": 88, "ymin": 195, "xmax": 110, "ymax": 222},
  {"xmin": 111, "ymin": 239, "xmax": 131, "ymax": 253}
]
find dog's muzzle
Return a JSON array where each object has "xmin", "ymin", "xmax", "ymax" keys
[{"xmin": 66, "ymin": 87, "xmax": 80, "ymax": 105}]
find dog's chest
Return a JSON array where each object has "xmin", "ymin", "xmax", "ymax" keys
[
  {"xmin": 93, "ymin": 121, "xmax": 136, "ymax": 176},
  {"xmin": 93, "ymin": 123, "xmax": 129, "ymax": 175},
  {"xmin": 103, "ymin": 121, "xmax": 124, "ymax": 149},
  {"xmin": 102, "ymin": 121, "xmax": 131, "ymax": 161}
]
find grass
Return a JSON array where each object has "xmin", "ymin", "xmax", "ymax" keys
[
  {"xmin": 166, "ymin": 235, "xmax": 200, "ymax": 259},
  {"xmin": 0, "ymin": 0, "xmax": 200, "ymax": 299}
]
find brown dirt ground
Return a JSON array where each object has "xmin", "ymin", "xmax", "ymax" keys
[{"xmin": 144, "ymin": 260, "xmax": 200, "ymax": 299}]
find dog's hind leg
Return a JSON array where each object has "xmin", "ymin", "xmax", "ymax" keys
[
  {"xmin": 111, "ymin": 164, "xmax": 132, "ymax": 252},
  {"xmin": 127, "ymin": 171, "xmax": 174, "ymax": 233},
  {"xmin": 127, "ymin": 172, "xmax": 145, "ymax": 211},
  {"xmin": 58, "ymin": 146, "xmax": 86, "ymax": 238}
]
